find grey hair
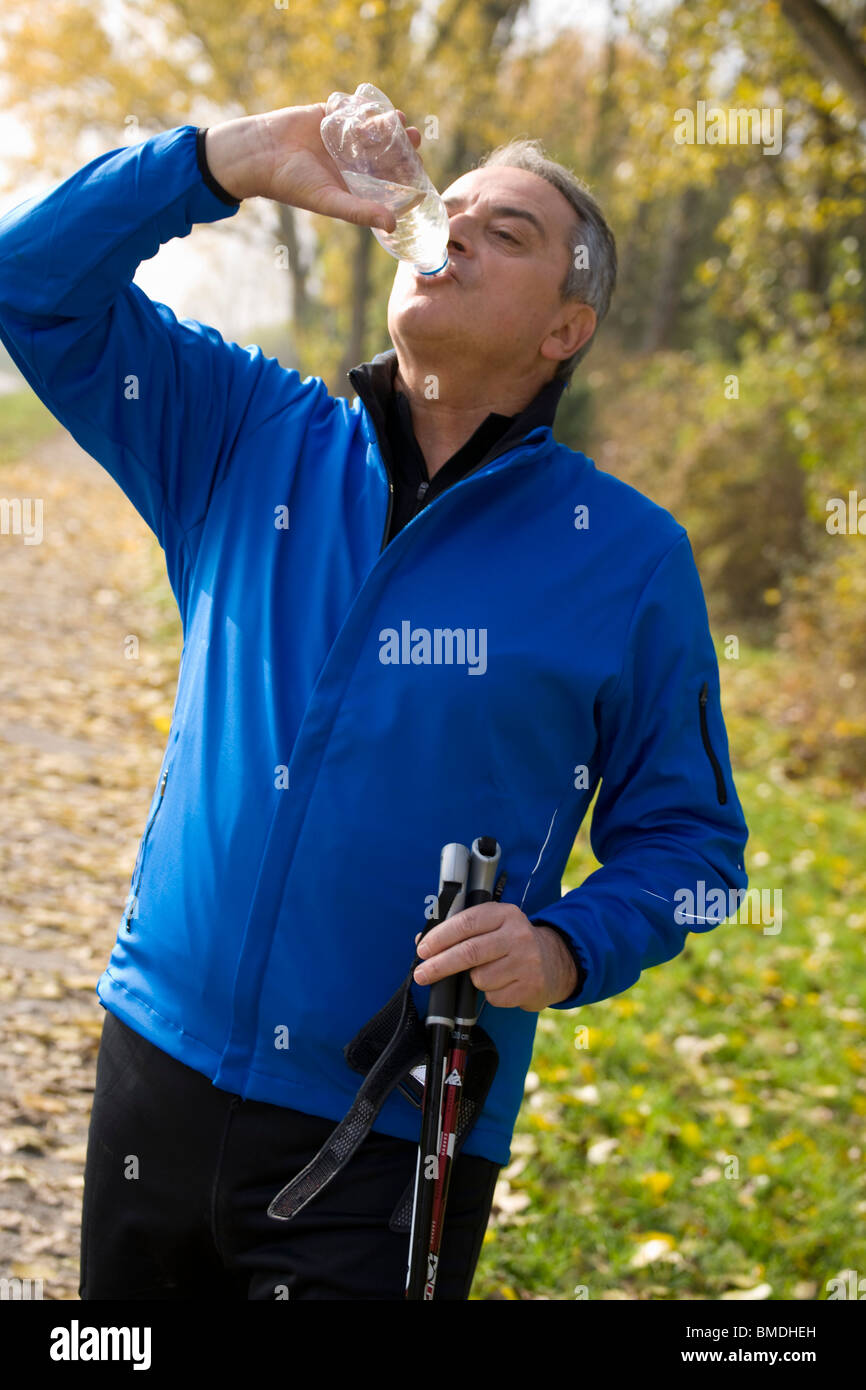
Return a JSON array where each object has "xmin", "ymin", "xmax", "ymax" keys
[{"xmin": 476, "ymin": 138, "xmax": 617, "ymax": 382}]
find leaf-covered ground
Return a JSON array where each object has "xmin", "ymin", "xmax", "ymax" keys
[
  {"xmin": 0, "ymin": 427, "xmax": 180, "ymax": 1299},
  {"xmin": 1, "ymin": 416, "xmax": 864, "ymax": 1301}
]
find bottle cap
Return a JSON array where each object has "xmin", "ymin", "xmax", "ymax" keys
[{"xmin": 417, "ymin": 254, "xmax": 449, "ymax": 276}]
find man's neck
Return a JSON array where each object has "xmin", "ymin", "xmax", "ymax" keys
[{"xmin": 393, "ymin": 361, "xmax": 548, "ymax": 480}]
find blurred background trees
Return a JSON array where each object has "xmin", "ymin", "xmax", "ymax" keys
[{"xmin": 0, "ymin": 0, "xmax": 863, "ymax": 785}]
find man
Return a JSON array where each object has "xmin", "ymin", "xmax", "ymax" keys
[{"xmin": 0, "ymin": 101, "xmax": 748, "ymax": 1301}]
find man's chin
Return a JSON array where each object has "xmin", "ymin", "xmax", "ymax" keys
[{"xmin": 389, "ymin": 297, "xmax": 464, "ymax": 341}]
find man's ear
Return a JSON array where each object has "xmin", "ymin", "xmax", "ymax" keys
[{"xmin": 541, "ymin": 301, "xmax": 596, "ymax": 367}]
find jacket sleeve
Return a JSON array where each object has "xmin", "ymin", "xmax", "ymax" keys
[
  {"xmin": 530, "ymin": 530, "xmax": 749, "ymax": 1010},
  {"xmin": 0, "ymin": 123, "xmax": 316, "ymax": 615}
]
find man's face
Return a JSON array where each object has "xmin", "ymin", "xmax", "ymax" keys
[{"xmin": 387, "ymin": 164, "xmax": 590, "ymax": 381}]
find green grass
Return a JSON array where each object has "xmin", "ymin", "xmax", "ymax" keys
[
  {"xmin": 471, "ymin": 648, "xmax": 866, "ymax": 1300},
  {"xmin": 0, "ymin": 389, "xmax": 61, "ymax": 465}
]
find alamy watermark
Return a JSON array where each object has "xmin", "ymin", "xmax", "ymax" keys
[
  {"xmin": 674, "ymin": 881, "xmax": 783, "ymax": 934},
  {"xmin": 1, "ymin": 1275, "xmax": 43, "ymax": 1299},
  {"xmin": 49, "ymin": 1320, "xmax": 151, "ymax": 1370},
  {"xmin": 379, "ymin": 621, "xmax": 487, "ymax": 675},
  {"xmin": 674, "ymin": 102, "xmax": 783, "ymax": 156},
  {"xmin": 0, "ymin": 496, "xmax": 43, "ymax": 544},
  {"xmin": 826, "ymin": 490, "xmax": 865, "ymax": 534}
]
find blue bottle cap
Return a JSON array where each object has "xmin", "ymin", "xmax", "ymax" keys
[{"xmin": 416, "ymin": 254, "xmax": 449, "ymax": 276}]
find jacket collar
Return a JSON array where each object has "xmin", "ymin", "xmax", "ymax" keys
[{"xmin": 347, "ymin": 348, "xmax": 566, "ymax": 478}]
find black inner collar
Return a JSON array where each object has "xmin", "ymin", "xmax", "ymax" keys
[{"xmin": 347, "ymin": 349, "xmax": 567, "ymax": 543}]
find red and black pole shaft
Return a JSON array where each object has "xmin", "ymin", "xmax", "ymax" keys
[
  {"xmin": 405, "ymin": 843, "xmax": 469, "ymax": 1301},
  {"xmin": 424, "ymin": 838, "xmax": 502, "ymax": 1299}
]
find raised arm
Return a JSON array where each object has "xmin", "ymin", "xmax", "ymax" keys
[
  {"xmin": 0, "ymin": 110, "xmax": 420, "ymax": 611},
  {"xmin": 0, "ymin": 124, "xmax": 277, "ymax": 607}
]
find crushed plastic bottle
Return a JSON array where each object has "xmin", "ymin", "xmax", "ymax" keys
[{"xmin": 320, "ymin": 83, "xmax": 449, "ymax": 276}]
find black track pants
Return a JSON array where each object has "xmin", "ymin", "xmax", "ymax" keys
[{"xmin": 79, "ymin": 1009, "xmax": 501, "ymax": 1300}]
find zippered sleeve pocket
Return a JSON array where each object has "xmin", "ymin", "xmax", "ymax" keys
[
  {"xmin": 123, "ymin": 764, "xmax": 170, "ymax": 929},
  {"xmin": 698, "ymin": 681, "xmax": 727, "ymax": 806}
]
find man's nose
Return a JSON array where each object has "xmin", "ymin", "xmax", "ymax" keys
[{"xmin": 445, "ymin": 211, "xmax": 475, "ymax": 258}]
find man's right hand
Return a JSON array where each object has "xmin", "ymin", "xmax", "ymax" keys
[{"xmin": 204, "ymin": 104, "xmax": 422, "ymax": 231}]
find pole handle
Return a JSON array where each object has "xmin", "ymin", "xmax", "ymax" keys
[{"xmin": 454, "ymin": 837, "xmax": 501, "ymax": 1020}]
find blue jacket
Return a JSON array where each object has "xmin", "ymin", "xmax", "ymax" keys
[{"xmin": 0, "ymin": 125, "xmax": 749, "ymax": 1165}]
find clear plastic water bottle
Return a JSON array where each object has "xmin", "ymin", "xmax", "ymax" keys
[{"xmin": 320, "ymin": 83, "xmax": 449, "ymax": 276}]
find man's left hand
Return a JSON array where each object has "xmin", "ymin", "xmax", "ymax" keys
[{"xmin": 413, "ymin": 902, "xmax": 577, "ymax": 1011}]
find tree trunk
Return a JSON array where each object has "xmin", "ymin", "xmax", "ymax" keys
[
  {"xmin": 335, "ymin": 225, "xmax": 374, "ymax": 396},
  {"xmin": 639, "ymin": 186, "xmax": 701, "ymax": 354},
  {"xmin": 276, "ymin": 202, "xmax": 310, "ymax": 328},
  {"xmin": 780, "ymin": 0, "xmax": 866, "ymax": 116},
  {"xmin": 588, "ymin": 2, "xmax": 621, "ymax": 182}
]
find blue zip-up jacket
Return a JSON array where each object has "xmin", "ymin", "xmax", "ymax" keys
[{"xmin": 0, "ymin": 125, "xmax": 748, "ymax": 1165}]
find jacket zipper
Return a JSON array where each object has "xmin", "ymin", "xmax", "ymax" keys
[
  {"xmin": 698, "ymin": 682, "xmax": 727, "ymax": 806},
  {"xmin": 377, "ymin": 436, "xmax": 546, "ymax": 554},
  {"xmin": 413, "ymin": 479, "xmax": 429, "ymax": 516},
  {"xmin": 124, "ymin": 766, "xmax": 169, "ymax": 929},
  {"xmin": 379, "ymin": 470, "xmax": 395, "ymax": 553}
]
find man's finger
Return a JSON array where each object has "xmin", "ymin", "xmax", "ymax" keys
[
  {"xmin": 415, "ymin": 903, "xmax": 503, "ymax": 958},
  {"xmin": 373, "ymin": 204, "xmax": 397, "ymax": 231},
  {"xmin": 317, "ymin": 188, "xmax": 396, "ymax": 230},
  {"xmin": 395, "ymin": 111, "xmax": 422, "ymax": 147},
  {"xmin": 414, "ymin": 931, "xmax": 508, "ymax": 985}
]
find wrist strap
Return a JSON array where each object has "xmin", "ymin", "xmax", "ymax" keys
[{"xmin": 195, "ymin": 127, "xmax": 241, "ymax": 207}]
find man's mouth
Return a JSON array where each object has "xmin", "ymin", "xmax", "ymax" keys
[{"xmin": 416, "ymin": 263, "xmax": 459, "ymax": 284}]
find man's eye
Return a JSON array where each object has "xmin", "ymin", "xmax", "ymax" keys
[{"xmin": 494, "ymin": 229, "xmax": 517, "ymax": 243}]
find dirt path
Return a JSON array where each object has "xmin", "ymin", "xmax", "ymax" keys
[{"xmin": 0, "ymin": 429, "xmax": 181, "ymax": 1299}]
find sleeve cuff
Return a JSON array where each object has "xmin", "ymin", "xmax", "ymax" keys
[{"xmin": 196, "ymin": 127, "xmax": 242, "ymax": 207}]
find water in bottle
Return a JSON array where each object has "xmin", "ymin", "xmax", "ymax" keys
[{"xmin": 320, "ymin": 84, "xmax": 449, "ymax": 276}]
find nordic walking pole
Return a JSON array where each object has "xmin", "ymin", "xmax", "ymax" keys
[
  {"xmin": 405, "ymin": 842, "xmax": 470, "ymax": 1301},
  {"xmin": 424, "ymin": 837, "xmax": 502, "ymax": 1300}
]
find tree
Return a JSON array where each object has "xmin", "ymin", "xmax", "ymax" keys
[{"xmin": 780, "ymin": 0, "xmax": 866, "ymax": 116}]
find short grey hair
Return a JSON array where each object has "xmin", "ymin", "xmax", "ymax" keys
[{"xmin": 476, "ymin": 138, "xmax": 617, "ymax": 382}]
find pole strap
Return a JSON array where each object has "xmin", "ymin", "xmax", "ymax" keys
[
  {"xmin": 387, "ymin": 1024, "xmax": 499, "ymax": 1235},
  {"xmin": 266, "ymin": 959, "xmax": 499, "ymax": 1225}
]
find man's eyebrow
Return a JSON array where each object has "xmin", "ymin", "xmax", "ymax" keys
[{"xmin": 441, "ymin": 196, "xmax": 546, "ymax": 240}]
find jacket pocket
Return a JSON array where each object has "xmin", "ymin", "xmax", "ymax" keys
[
  {"xmin": 123, "ymin": 764, "xmax": 170, "ymax": 930},
  {"xmin": 698, "ymin": 681, "xmax": 727, "ymax": 806}
]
